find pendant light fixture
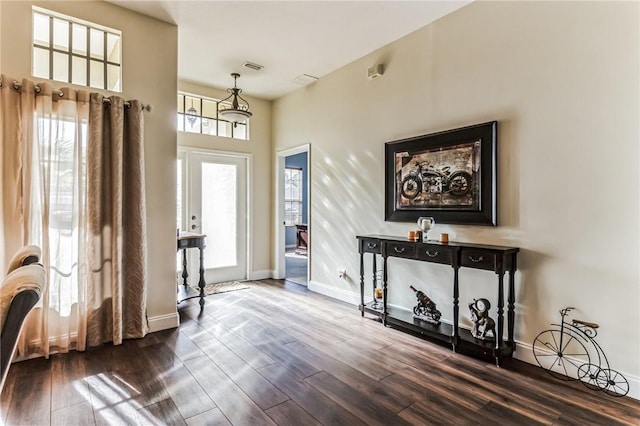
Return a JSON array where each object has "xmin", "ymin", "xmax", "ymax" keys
[{"xmin": 219, "ymin": 73, "xmax": 252, "ymax": 126}]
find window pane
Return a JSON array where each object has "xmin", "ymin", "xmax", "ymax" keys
[
  {"xmin": 177, "ymin": 94, "xmax": 184, "ymax": 113},
  {"xmin": 218, "ymin": 120, "xmax": 231, "ymax": 137},
  {"xmin": 33, "ymin": 13, "xmax": 50, "ymax": 47},
  {"xmin": 177, "ymin": 114, "xmax": 184, "ymax": 131},
  {"xmin": 72, "ymin": 24, "xmax": 87, "ymax": 55},
  {"xmin": 89, "ymin": 28, "xmax": 104, "ymax": 59},
  {"xmin": 53, "ymin": 52, "xmax": 69, "ymax": 82},
  {"xmin": 33, "ymin": 47, "xmax": 50, "ymax": 78},
  {"xmin": 89, "ymin": 59, "xmax": 104, "ymax": 88},
  {"xmin": 202, "ymin": 99, "xmax": 217, "ymax": 118},
  {"xmin": 53, "ymin": 18, "xmax": 69, "ymax": 51},
  {"xmin": 233, "ymin": 123, "xmax": 247, "ymax": 140},
  {"xmin": 107, "ymin": 64, "xmax": 121, "ymax": 91},
  {"xmin": 202, "ymin": 163, "xmax": 237, "ymax": 269},
  {"xmin": 106, "ymin": 33, "xmax": 120, "ymax": 64},
  {"xmin": 72, "ymin": 56, "xmax": 86, "ymax": 85},
  {"xmin": 185, "ymin": 96, "xmax": 200, "ymax": 116},
  {"xmin": 185, "ymin": 116, "xmax": 201, "ymax": 133},
  {"xmin": 202, "ymin": 118, "xmax": 217, "ymax": 135}
]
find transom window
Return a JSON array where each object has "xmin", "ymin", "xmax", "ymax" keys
[
  {"xmin": 284, "ymin": 167, "xmax": 303, "ymax": 226},
  {"xmin": 178, "ymin": 92, "xmax": 248, "ymax": 141},
  {"xmin": 32, "ymin": 7, "xmax": 122, "ymax": 92}
]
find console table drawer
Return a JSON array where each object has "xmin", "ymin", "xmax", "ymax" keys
[
  {"xmin": 385, "ymin": 242, "xmax": 416, "ymax": 259},
  {"xmin": 460, "ymin": 249, "xmax": 496, "ymax": 271},
  {"xmin": 360, "ymin": 238, "xmax": 382, "ymax": 254},
  {"xmin": 416, "ymin": 246, "xmax": 452, "ymax": 265}
]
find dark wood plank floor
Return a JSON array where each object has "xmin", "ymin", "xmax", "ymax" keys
[{"xmin": 1, "ymin": 279, "xmax": 638, "ymax": 425}]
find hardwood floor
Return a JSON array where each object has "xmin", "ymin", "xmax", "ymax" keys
[{"xmin": 1, "ymin": 279, "xmax": 638, "ymax": 425}]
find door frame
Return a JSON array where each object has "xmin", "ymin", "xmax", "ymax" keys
[
  {"xmin": 275, "ymin": 144, "xmax": 310, "ymax": 280},
  {"xmin": 178, "ymin": 146, "xmax": 253, "ymax": 281}
]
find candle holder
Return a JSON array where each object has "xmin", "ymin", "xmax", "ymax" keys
[{"xmin": 416, "ymin": 217, "xmax": 435, "ymax": 242}]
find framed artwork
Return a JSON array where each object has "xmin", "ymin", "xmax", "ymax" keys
[{"xmin": 384, "ymin": 121, "xmax": 497, "ymax": 225}]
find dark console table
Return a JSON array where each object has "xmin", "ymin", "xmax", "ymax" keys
[
  {"xmin": 357, "ymin": 235, "xmax": 519, "ymax": 364},
  {"xmin": 177, "ymin": 232, "xmax": 207, "ymax": 309}
]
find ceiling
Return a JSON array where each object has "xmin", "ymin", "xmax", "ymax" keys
[{"xmin": 107, "ymin": 1, "xmax": 471, "ymax": 100}]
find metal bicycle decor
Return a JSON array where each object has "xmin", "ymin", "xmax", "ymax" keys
[{"xmin": 532, "ymin": 307, "xmax": 629, "ymax": 397}]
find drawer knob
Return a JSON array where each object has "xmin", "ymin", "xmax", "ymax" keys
[
  {"xmin": 367, "ymin": 242, "xmax": 377, "ymax": 249},
  {"xmin": 425, "ymin": 250, "xmax": 439, "ymax": 258},
  {"xmin": 468, "ymin": 255, "xmax": 484, "ymax": 263},
  {"xmin": 394, "ymin": 246, "xmax": 406, "ymax": 254}
]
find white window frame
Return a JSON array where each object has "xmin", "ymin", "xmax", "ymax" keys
[
  {"xmin": 178, "ymin": 92, "xmax": 249, "ymax": 141},
  {"xmin": 32, "ymin": 6, "xmax": 122, "ymax": 92}
]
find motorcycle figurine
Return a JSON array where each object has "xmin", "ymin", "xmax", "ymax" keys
[{"xmin": 400, "ymin": 161, "xmax": 473, "ymax": 200}]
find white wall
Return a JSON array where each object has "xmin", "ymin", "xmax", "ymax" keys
[
  {"xmin": 273, "ymin": 0, "xmax": 639, "ymax": 392},
  {"xmin": 0, "ymin": 1, "xmax": 179, "ymax": 331},
  {"xmin": 177, "ymin": 80, "xmax": 273, "ymax": 279}
]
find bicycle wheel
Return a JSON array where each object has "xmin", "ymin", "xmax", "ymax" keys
[
  {"xmin": 533, "ymin": 330, "xmax": 591, "ymax": 381},
  {"xmin": 577, "ymin": 363, "xmax": 607, "ymax": 391},
  {"xmin": 598, "ymin": 369, "xmax": 630, "ymax": 397}
]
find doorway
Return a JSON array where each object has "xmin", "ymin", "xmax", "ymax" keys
[
  {"xmin": 179, "ymin": 150, "xmax": 249, "ymax": 283},
  {"xmin": 276, "ymin": 145, "xmax": 310, "ymax": 285}
]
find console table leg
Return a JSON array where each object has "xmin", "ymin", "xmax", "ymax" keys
[
  {"xmin": 382, "ymin": 256, "xmax": 388, "ymax": 326},
  {"xmin": 198, "ymin": 246, "xmax": 206, "ymax": 309},
  {"xmin": 495, "ymin": 272, "xmax": 505, "ymax": 365},
  {"xmin": 452, "ymin": 267, "xmax": 460, "ymax": 352},
  {"xmin": 182, "ymin": 248, "xmax": 189, "ymax": 287},
  {"xmin": 372, "ymin": 254, "xmax": 377, "ymax": 301},
  {"xmin": 359, "ymin": 252, "xmax": 365, "ymax": 317},
  {"xmin": 507, "ymin": 269, "xmax": 516, "ymax": 348}
]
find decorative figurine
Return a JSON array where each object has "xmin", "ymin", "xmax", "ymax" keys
[
  {"xmin": 469, "ymin": 298, "xmax": 496, "ymax": 340},
  {"xmin": 410, "ymin": 285, "xmax": 441, "ymax": 324}
]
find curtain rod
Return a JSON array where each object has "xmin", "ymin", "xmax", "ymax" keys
[{"xmin": 0, "ymin": 78, "xmax": 152, "ymax": 112}]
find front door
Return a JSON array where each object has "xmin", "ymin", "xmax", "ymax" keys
[{"xmin": 190, "ymin": 152, "xmax": 247, "ymax": 283}]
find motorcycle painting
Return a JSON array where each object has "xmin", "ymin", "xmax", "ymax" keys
[
  {"xmin": 395, "ymin": 140, "xmax": 480, "ymax": 209},
  {"xmin": 384, "ymin": 120, "xmax": 497, "ymax": 225}
]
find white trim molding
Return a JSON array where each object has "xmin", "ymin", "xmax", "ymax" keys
[{"xmin": 148, "ymin": 312, "xmax": 179, "ymax": 333}]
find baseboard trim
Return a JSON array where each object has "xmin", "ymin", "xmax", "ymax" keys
[
  {"xmin": 305, "ymin": 280, "xmax": 639, "ymax": 400},
  {"xmin": 308, "ymin": 280, "xmax": 360, "ymax": 305},
  {"xmin": 148, "ymin": 312, "xmax": 179, "ymax": 333},
  {"xmin": 249, "ymin": 270, "xmax": 272, "ymax": 280}
]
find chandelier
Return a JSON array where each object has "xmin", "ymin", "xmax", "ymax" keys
[{"xmin": 219, "ymin": 73, "xmax": 252, "ymax": 126}]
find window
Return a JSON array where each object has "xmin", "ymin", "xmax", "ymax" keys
[
  {"xmin": 284, "ymin": 167, "xmax": 303, "ymax": 226},
  {"xmin": 177, "ymin": 92, "xmax": 248, "ymax": 140},
  {"xmin": 32, "ymin": 7, "xmax": 122, "ymax": 92}
]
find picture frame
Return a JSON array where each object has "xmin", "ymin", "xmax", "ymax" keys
[{"xmin": 384, "ymin": 121, "xmax": 497, "ymax": 225}]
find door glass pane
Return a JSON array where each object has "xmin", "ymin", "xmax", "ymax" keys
[{"xmin": 201, "ymin": 163, "xmax": 237, "ymax": 269}]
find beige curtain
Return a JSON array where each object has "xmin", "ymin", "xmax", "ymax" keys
[
  {"xmin": 85, "ymin": 93, "xmax": 148, "ymax": 347},
  {"xmin": 0, "ymin": 75, "xmax": 148, "ymax": 358}
]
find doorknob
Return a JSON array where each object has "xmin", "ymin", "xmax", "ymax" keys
[
  {"xmin": 192, "ymin": 215, "xmax": 197, "ymax": 220},
  {"xmin": 191, "ymin": 224, "xmax": 198, "ymax": 230}
]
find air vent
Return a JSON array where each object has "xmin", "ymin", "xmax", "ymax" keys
[
  {"xmin": 293, "ymin": 74, "xmax": 319, "ymax": 85},
  {"xmin": 242, "ymin": 61, "xmax": 264, "ymax": 71}
]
